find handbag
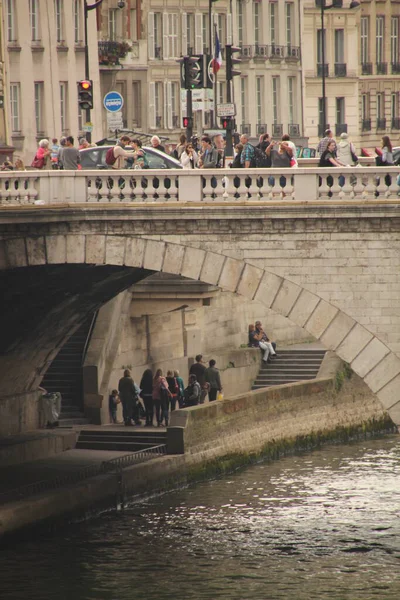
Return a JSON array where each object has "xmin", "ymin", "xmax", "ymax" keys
[{"xmin": 31, "ymin": 154, "xmax": 45, "ymax": 169}]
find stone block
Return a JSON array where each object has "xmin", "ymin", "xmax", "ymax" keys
[
  {"xmin": 0, "ymin": 241, "xmax": 7, "ymax": 269},
  {"xmin": 272, "ymin": 280, "xmax": 302, "ymax": 317},
  {"xmin": 200, "ymin": 252, "xmax": 225, "ymax": 285},
  {"xmin": 46, "ymin": 235, "xmax": 66, "ymax": 264},
  {"xmin": 143, "ymin": 239, "xmax": 165, "ymax": 271},
  {"xmin": 162, "ymin": 243, "xmax": 185, "ymax": 275},
  {"xmin": 376, "ymin": 374, "xmax": 400, "ymax": 410},
  {"xmin": 5, "ymin": 238, "xmax": 27, "ymax": 267},
  {"xmin": 237, "ymin": 263, "xmax": 264, "ymax": 300},
  {"xmin": 86, "ymin": 235, "xmax": 106, "ymax": 264},
  {"xmin": 181, "ymin": 247, "xmax": 206, "ymax": 280},
  {"xmin": 364, "ymin": 353, "xmax": 400, "ymax": 394},
  {"xmin": 288, "ymin": 288, "xmax": 320, "ymax": 327},
  {"xmin": 218, "ymin": 257, "xmax": 244, "ymax": 292},
  {"xmin": 105, "ymin": 236, "xmax": 126, "ymax": 266},
  {"xmin": 351, "ymin": 338, "xmax": 390, "ymax": 378},
  {"xmin": 385, "ymin": 400, "xmax": 400, "ymax": 426},
  {"xmin": 125, "ymin": 237, "xmax": 146, "ymax": 267},
  {"xmin": 254, "ymin": 270, "xmax": 283, "ymax": 308},
  {"xmin": 305, "ymin": 300, "xmax": 338, "ymax": 339},
  {"xmin": 320, "ymin": 312, "xmax": 356, "ymax": 351},
  {"xmin": 336, "ymin": 323, "xmax": 373, "ymax": 363},
  {"xmin": 66, "ymin": 235, "xmax": 85, "ymax": 263}
]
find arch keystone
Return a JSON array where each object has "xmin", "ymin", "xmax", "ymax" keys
[
  {"xmin": 181, "ymin": 247, "xmax": 206, "ymax": 280},
  {"xmin": 351, "ymin": 338, "xmax": 390, "ymax": 378},
  {"xmin": 200, "ymin": 252, "xmax": 225, "ymax": 285},
  {"xmin": 237, "ymin": 263, "xmax": 263, "ymax": 299},
  {"xmin": 162, "ymin": 243, "xmax": 185, "ymax": 275},
  {"xmin": 272, "ymin": 280, "xmax": 302, "ymax": 316},
  {"xmin": 86, "ymin": 235, "xmax": 106, "ymax": 264},
  {"xmin": 218, "ymin": 257, "xmax": 244, "ymax": 292},
  {"xmin": 143, "ymin": 239, "xmax": 165, "ymax": 271},
  {"xmin": 105, "ymin": 236, "xmax": 126, "ymax": 266},
  {"xmin": 364, "ymin": 353, "xmax": 400, "ymax": 394},
  {"xmin": 305, "ymin": 300, "xmax": 338, "ymax": 339}
]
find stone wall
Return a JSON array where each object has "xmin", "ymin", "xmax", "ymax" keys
[{"xmin": 0, "ymin": 391, "xmax": 41, "ymax": 437}]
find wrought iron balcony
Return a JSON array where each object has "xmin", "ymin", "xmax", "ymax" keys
[
  {"xmin": 392, "ymin": 63, "xmax": 400, "ymax": 75},
  {"xmin": 334, "ymin": 63, "xmax": 347, "ymax": 77},
  {"xmin": 285, "ymin": 46, "xmax": 301, "ymax": 60},
  {"xmin": 272, "ymin": 123, "xmax": 283, "ymax": 137},
  {"xmin": 335, "ymin": 123, "xmax": 348, "ymax": 136},
  {"xmin": 318, "ymin": 123, "xmax": 330, "ymax": 137},
  {"xmin": 361, "ymin": 62, "xmax": 372, "ymax": 75},
  {"xmin": 376, "ymin": 62, "xmax": 387, "ymax": 75},
  {"xmin": 317, "ymin": 63, "xmax": 329, "ymax": 77},
  {"xmin": 377, "ymin": 118, "xmax": 386, "ymax": 130},
  {"xmin": 316, "ymin": 0, "xmax": 343, "ymax": 6},
  {"xmin": 391, "ymin": 117, "xmax": 400, "ymax": 130},
  {"xmin": 240, "ymin": 45, "xmax": 252, "ymax": 59},
  {"xmin": 241, "ymin": 124, "xmax": 251, "ymax": 135},
  {"xmin": 253, "ymin": 45, "xmax": 268, "ymax": 59},
  {"xmin": 289, "ymin": 124, "xmax": 300, "ymax": 137},
  {"xmin": 269, "ymin": 45, "xmax": 284, "ymax": 59},
  {"xmin": 256, "ymin": 123, "xmax": 268, "ymax": 135},
  {"xmin": 362, "ymin": 119, "xmax": 371, "ymax": 132}
]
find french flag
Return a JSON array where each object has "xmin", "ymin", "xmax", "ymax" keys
[{"xmin": 212, "ymin": 31, "xmax": 222, "ymax": 74}]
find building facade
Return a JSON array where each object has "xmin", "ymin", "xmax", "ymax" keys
[{"xmin": 3, "ymin": 0, "xmax": 102, "ymax": 162}]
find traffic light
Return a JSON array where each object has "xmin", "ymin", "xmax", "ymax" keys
[
  {"xmin": 226, "ymin": 46, "xmax": 241, "ymax": 81},
  {"xmin": 183, "ymin": 116, "xmax": 193, "ymax": 128},
  {"xmin": 77, "ymin": 80, "xmax": 93, "ymax": 110},
  {"xmin": 221, "ymin": 117, "xmax": 232, "ymax": 129},
  {"xmin": 183, "ymin": 56, "xmax": 202, "ymax": 90}
]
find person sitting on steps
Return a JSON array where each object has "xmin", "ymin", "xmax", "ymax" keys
[{"xmin": 248, "ymin": 322, "xmax": 277, "ymax": 363}]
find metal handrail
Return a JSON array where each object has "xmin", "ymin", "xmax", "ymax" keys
[{"xmin": 0, "ymin": 444, "xmax": 167, "ymax": 505}]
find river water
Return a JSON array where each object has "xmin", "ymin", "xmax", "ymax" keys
[{"xmin": 2, "ymin": 435, "xmax": 400, "ymax": 600}]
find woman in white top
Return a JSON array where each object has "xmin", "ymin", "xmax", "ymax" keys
[
  {"xmin": 337, "ymin": 132, "xmax": 357, "ymax": 166},
  {"xmin": 180, "ymin": 142, "xmax": 198, "ymax": 169}
]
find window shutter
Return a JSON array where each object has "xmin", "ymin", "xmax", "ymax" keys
[
  {"xmin": 227, "ymin": 13, "xmax": 232, "ymax": 45},
  {"xmin": 163, "ymin": 12, "xmax": 169, "ymax": 59},
  {"xmin": 148, "ymin": 12, "xmax": 155, "ymax": 59},
  {"xmin": 182, "ymin": 13, "xmax": 187, "ymax": 55},
  {"xmin": 172, "ymin": 13, "xmax": 178, "ymax": 58},
  {"xmin": 168, "ymin": 82, "xmax": 173, "ymax": 129},
  {"xmin": 195, "ymin": 13, "xmax": 203, "ymax": 54},
  {"xmin": 149, "ymin": 82, "xmax": 156, "ymax": 129}
]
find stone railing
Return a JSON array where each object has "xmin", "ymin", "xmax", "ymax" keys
[{"xmin": 0, "ymin": 167, "xmax": 400, "ymax": 205}]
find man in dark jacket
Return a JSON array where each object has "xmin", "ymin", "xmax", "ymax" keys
[
  {"xmin": 189, "ymin": 354, "xmax": 208, "ymax": 403},
  {"xmin": 118, "ymin": 369, "xmax": 139, "ymax": 426},
  {"xmin": 204, "ymin": 359, "xmax": 222, "ymax": 402}
]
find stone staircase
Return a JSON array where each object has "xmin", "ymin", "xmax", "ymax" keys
[
  {"xmin": 41, "ymin": 316, "xmax": 96, "ymax": 426},
  {"xmin": 76, "ymin": 428, "xmax": 167, "ymax": 452},
  {"xmin": 252, "ymin": 348, "xmax": 326, "ymax": 389}
]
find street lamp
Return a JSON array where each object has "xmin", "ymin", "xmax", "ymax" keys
[{"xmin": 319, "ymin": 0, "xmax": 360, "ymax": 136}]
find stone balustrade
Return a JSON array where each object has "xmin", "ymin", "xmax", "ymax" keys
[{"xmin": 0, "ymin": 167, "xmax": 399, "ymax": 206}]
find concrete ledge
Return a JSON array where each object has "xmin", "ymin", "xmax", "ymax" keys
[{"xmin": 0, "ymin": 429, "xmax": 78, "ymax": 467}]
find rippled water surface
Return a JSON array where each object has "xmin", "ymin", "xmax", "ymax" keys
[{"xmin": 2, "ymin": 436, "xmax": 400, "ymax": 600}]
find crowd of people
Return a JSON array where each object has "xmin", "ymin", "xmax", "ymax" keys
[{"xmin": 112, "ymin": 356, "xmax": 223, "ymax": 427}]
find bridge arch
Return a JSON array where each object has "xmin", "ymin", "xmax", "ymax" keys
[{"xmin": 1, "ymin": 233, "xmax": 400, "ymax": 425}]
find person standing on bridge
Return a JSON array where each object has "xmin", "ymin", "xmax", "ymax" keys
[
  {"xmin": 59, "ymin": 136, "xmax": 80, "ymax": 170},
  {"xmin": 240, "ymin": 134, "xmax": 255, "ymax": 168}
]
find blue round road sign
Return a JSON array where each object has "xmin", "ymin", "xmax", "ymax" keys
[{"xmin": 103, "ymin": 91, "xmax": 124, "ymax": 113}]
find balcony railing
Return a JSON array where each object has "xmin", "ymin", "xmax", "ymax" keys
[
  {"xmin": 289, "ymin": 124, "xmax": 300, "ymax": 137},
  {"xmin": 361, "ymin": 63, "xmax": 373, "ymax": 75},
  {"xmin": 253, "ymin": 45, "xmax": 268, "ymax": 59},
  {"xmin": 272, "ymin": 123, "xmax": 283, "ymax": 137},
  {"xmin": 316, "ymin": 0, "xmax": 342, "ymax": 5},
  {"xmin": 318, "ymin": 123, "xmax": 330, "ymax": 137},
  {"xmin": 392, "ymin": 63, "xmax": 400, "ymax": 75},
  {"xmin": 154, "ymin": 46, "xmax": 162, "ymax": 59},
  {"xmin": 392, "ymin": 117, "xmax": 400, "ymax": 130},
  {"xmin": 256, "ymin": 123, "xmax": 268, "ymax": 135},
  {"xmin": 334, "ymin": 63, "xmax": 347, "ymax": 77},
  {"xmin": 240, "ymin": 45, "xmax": 252, "ymax": 59},
  {"xmin": 335, "ymin": 123, "xmax": 348, "ymax": 136},
  {"xmin": 269, "ymin": 45, "xmax": 284, "ymax": 59},
  {"xmin": 317, "ymin": 63, "xmax": 329, "ymax": 77},
  {"xmin": 241, "ymin": 124, "xmax": 251, "ymax": 135},
  {"xmin": 362, "ymin": 119, "xmax": 371, "ymax": 132},
  {"xmin": 286, "ymin": 46, "xmax": 301, "ymax": 60},
  {"xmin": 376, "ymin": 62, "xmax": 387, "ymax": 75},
  {"xmin": 377, "ymin": 118, "xmax": 386, "ymax": 130}
]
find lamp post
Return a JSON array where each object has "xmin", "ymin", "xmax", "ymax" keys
[{"xmin": 319, "ymin": 0, "xmax": 360, "ymax": 136}]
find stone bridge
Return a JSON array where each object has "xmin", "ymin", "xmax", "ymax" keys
[{"xmin": 1, "ymin": 168, "xmax": 400, "ymax": 433}]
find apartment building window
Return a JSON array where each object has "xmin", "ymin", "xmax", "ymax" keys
[
  {"xmin": 10, "ymin": 83, "xmax": 20, "ymax": 132},
  {"xmin": 377, "ymin": 92, "xmax": 384, "ymax": 119},
  {"xmin": 391, "ymin": 92, "xmax": 399, "ymax": 120},
  {"xmin": 317, "ymin": 29, "xmax": 326, "ymax": 64},
  {"xmin": 60, "ymin": 82, "xmax": 68, "ymax": 132},
  {"xmin": 288, "ymin": 77, "xmax": 295, "ymax": 124},
  {"xmin": 155, "ymin": 82, "xmax": 163, "ymax": 128},
  {"xmin": 237, "ymin": 1, "xmax": 243, "ymax": 47},
  {"xmin": 74, "ymin": 0, "xmax": 81, "ymax": 44},
  {"xmin": 270, "ymin": 2, "xmax": 276, "ymax": 45},
  {"xmin": 185, "ymin": 13, "xmax": 195, "ymax": 54},
  {"xmin": 240, "ymin": 78, "xmax": 247, "ymax": 124},
  {"xmin": 256, "ymin": 77, "xmax": 263, "ymax": 124},
  {"xmin": 361, "ymin": 94, "xmax": 370, "ymax": 120},
  {"xmin": 55, "ymin": 0, "xmax": 64, "ymax": 43},
  {"xmin": 109, "ymin": 9, "xmax": 117, "ymax": 41},
  {"xmin": 391, "ymin": 17, "xmax": 399, "ymax": 64},
  {"xmin": 7, "ymin": 0, "xmax": 16, "ymax": 42},
  {"xmin": 272, "ymin": 76, "xmax": 280, "ymax": 124},
  {"xmin": 217, "ymin": 14, "xmax": 226, "ymax": 46},
  {"xmin": 29, "ymin": 0, "xmax": 40, "ymax": 42},
  {"xmin": 130, "ymin": 9, "xmax": 137, "ymax": 41},
  {"xmin": 376, "ymin": 16, "xmax": 384, "ymax": 64},
  {"xmin": 335, "ymin": 30, "xmax": 344, "ymax": 63},
  {"xmin": 132, "ymin": 82, "xmax": 141, "ymax": 127},
  {"xmin": 336, "ymin": 97, "xmax": 345, "ymax": 124},
  {"xmin": 171, "ymin": 82, "xmax": 179, "ymax": 128},
  {"xmin": 286, "ymin": 2, "xmax": 293, "ymax": 47},
  {"xmin": 202, "ymin": 14, "xmax": 209, "ymax": 53},
  {"xmin": 148, "ymin": 12, "xmax": 163, "ymax": 59},
  {"xmin": 166, "ymin": 14, "xmax": 179, "ymax": 58},
  {"xmin": 34, "ymin": 82, "xmax": 44, "ymax": 134},
  {"xmin": 254, "ymin": 2, "xmax": 260, "ymax": 46},
  {"xmin": 361, "ymin": 17, "xmax": 369, "ymax": 63}
]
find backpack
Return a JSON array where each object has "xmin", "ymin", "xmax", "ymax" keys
[
  {"xmin": 253, "ymin": 146, "xmax": 271, "ymax": 168},
  {"xmin": 105, "ymin": 147, "xmax": 117, "ymax": 166}
]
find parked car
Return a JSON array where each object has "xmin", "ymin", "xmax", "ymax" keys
[
  {"xmin": 392, "ymin": 147, "xmax": 400, "ymax": 165},
  {"xmin": 79, "ymin": 145, "xmax": 182, "ymax": 169}
]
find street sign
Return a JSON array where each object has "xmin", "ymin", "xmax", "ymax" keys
[
  {"xmin": 103, "ymin": 91, "xmax": 124, "ymax": 113},
  {"xmin": 107, "ymin": 110, "xmax": 123, "ymax": 130},
  {"xmin": 83, "ymin": 122, "xmax": 93, "ymax": 133},
  {"xmin": 217, "ymin": 103, "xmax": 236, "ymax": 117},
  {"xmin": 181, "ymin": 88, "xmax": 213, "ymax": 113}
]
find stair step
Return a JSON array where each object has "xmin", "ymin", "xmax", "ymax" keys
[
  {"xmin": 58, "ymin": 417, "xmax": 90, "ymax": 426},
  {"xmin": 78, "ymin": 435, "xmax": 166, "ymax": 444},
  {"xmin": 80, "ymin": 429, "xmax": 166, "ymax": 438},
  {"xmin": 75, "ymin": 441, "xmax": 161, "ymax": 451}
]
